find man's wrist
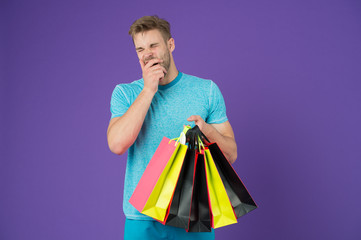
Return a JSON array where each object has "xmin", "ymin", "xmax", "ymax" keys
[{"xmin": 141, "ymin": 86, "xmax": 157, "ymax": 97}]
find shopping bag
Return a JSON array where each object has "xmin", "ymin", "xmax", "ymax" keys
[
  {"xmin": 141, "ymin": 142, "xmax": 187, "ymax": 221},
  {"xmin": 204, "ymin": 149, "xmax": 238, "ymax": 228},
  {"xmin": 129, "ymin": 137, "xmax": 182, "ymax": 216},
  {"xmin": 208, "ymin": 143, "xmax": 257, "ymax": 218},
  {"xmin": 187, "ymin": 152, "xmax": 212, "ymax": 232},
  {"xmin": 163, "ymin": 148, "xmax": 197, "ymax": 229}
]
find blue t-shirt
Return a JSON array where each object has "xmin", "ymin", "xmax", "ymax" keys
[{"xmin": 110, "ymin": 72, "xmax": 228, "ymax": 220}]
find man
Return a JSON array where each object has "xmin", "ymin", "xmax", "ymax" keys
[{"xmin": 107, "ymin": 16, "xmax": 237, "ymax": 240}]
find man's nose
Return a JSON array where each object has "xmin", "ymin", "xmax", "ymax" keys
[{"xmin": 144, "ymin": 48, "xmax": 154, "ymax": 56}]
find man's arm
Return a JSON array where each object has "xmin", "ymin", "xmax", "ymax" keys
[
  {"xmin": 107, "ymin": 88, "xmax": 155, "ymax": 155},
  {"xmin": 107, "ymin": 58, "xmax": 166, "ymax": 155},
  {"xmin": 187, "ymin": 116, "xmax": 237, "ymax": 164}
]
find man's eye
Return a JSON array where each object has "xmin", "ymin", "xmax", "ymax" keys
[{"xmin": 137, "ymin": 49, "xmax": 144, "ymax": 52}]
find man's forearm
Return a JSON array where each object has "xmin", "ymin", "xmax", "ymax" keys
[
  {"xmin": 107, "ymin": 88, "xmax": 155, "ymax": 155},
  {"xmin": 201, "ymin": 124, "xmax": 237, "ymax": 164}
]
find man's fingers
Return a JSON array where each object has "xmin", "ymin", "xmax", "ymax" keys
[
  {"xmin": 150, "ymin": 64, "xmax": 167, "ymax": 74},
  {"xmin": 144, "ymin": 58, "xmax": 163, "ymax": 69},
  {"xmin": 187, "ymin": 115, "xmax": 199, "ymax": 122},
  {"xmin": 159, "ymin": 65, "xmax": 167, "ymax": 75}
]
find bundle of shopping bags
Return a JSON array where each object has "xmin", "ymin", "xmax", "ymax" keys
[{"xmin": 129, "ymin": 125, "xmax": 257, "ymax": 232}]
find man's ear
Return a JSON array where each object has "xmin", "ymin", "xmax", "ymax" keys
[{"xmin": 168, "ymin": 38, "xmax": 175, "ymax": 52}]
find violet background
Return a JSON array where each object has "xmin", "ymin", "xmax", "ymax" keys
[{"xmin": 1, "ymin": 0, "xmax": 361, "ymax": 239}]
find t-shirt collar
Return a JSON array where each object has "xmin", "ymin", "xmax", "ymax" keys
[{"xmin": 158, "ymin": 72, "xmax": 183, "ymax": 90}]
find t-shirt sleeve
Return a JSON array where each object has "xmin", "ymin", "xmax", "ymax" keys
[
  {"xmin": 206, "ymin": 81, "xmax": 228, "ymax": 124},
  {"xmin": 110, "ymin": 85, "xmax": 130, "ymax": 119}
]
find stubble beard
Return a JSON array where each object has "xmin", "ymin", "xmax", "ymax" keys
[{"xmin": 162, "ymin": 50, "xmax": 171, "ymax": 77}]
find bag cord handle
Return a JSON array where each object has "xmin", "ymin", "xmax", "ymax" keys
[{"xmin": 185, "ymin": 125, "xmax": 210, "ymax": 150}]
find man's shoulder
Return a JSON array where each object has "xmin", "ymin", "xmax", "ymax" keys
[
  {"xmin": 181, "ymin": 73, "xmax": 214, "ymax": 86},
  {"xmin": 180, "ymin": 73, "xmax": 224, "ymax": 99},
  {"xmin": 113, "ymin": 78, "xmax": 144, "ymax": 93}
]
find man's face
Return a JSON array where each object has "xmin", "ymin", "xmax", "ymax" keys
[{"xmin": 133, "ymin": 29, "xmax": 171, "ymax": 73}]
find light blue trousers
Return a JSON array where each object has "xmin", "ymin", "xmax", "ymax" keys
[{"xmin": 124, "ymin": 218, "xmax": 215, "ymax": 240}]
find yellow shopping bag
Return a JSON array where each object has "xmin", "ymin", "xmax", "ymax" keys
[
  {"xmin": 141, "ymin": 142, "xmax": 188, "ymax": 221},
  {"xmin": 204, "ymin": 149, "xmax": 237, "ymax": 228}
]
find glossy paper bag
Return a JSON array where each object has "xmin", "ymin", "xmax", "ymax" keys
[
  {"xmin": 141, "ymin": 143, "xmax": 187, "ymax": 221},
  {"xmin": 204, "ymin": 149, "xmax": 237, "ymax": 229},
  {"xmin": 208, "ymin": 143, "xmax": 257, "ymax": 218},
  {"xmin": 187, "ymin": 152, "xmax": 211, "ymax": 232},
  {"xmin": 129, "ymin": 137, "xmax": 180, "ymax": 214},
  {"xmin": 163, "ymin": 149, "xmax": 197, "ymax": 229}
]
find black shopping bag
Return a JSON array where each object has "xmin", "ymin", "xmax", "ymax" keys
[
  {"xmin": 164, "ymin": 148, "xmax": 197, "ymax": 229},
  {"xmin": 187, "ymin": 152, "xmax": 211, "ymax": 232},
  {"xmin": 208, "ymin": 143, "xmax": 257, "ymax": 218}
]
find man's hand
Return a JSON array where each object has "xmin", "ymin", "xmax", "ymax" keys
[
  {"xmin": 140, "ymin": 58, "xmax": 167, "ymax": 93},
  {"xmin": 187, "ymin": 115, "xmax": 208, "ymax": 133}
]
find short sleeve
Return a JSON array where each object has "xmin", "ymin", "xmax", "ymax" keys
[
  {"xmin": 110, "ymin": 85, "xmax": 130, "ymax": 119},
  {"xmin": 206, "ymin": 81, "xmax": 228, "ymax": 124}
]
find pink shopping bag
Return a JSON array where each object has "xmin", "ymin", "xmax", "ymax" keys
[{"xmin": 129, "ymin": 137, "xmax": 179, "ymax": 213}]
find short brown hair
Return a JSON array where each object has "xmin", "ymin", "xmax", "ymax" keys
[{"xmin": 128, "ymin": 15, "xmax": 172, "ymax": 42}]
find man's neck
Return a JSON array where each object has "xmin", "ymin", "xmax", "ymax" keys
[{"xmin": 160, "ymin": 61, "xmax": 178, "ymax": 86}]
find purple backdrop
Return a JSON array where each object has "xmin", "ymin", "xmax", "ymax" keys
[{"xmin": 1, "ymin": 0, "xmax": 361, "ymax": 239}]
